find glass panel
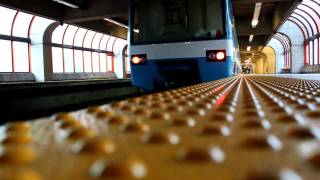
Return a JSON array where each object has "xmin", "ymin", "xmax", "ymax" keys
[
  {"xmin": 100, "ymin": 53, "xmax": 107, "ymax": 72},
  {"xmin": 99, "ymin": 35, "xmax": 109, "ymax": 50},
  {"xmin": 12, "ymin": 12, "xmax": 34, "ymax": 38},
  {"xmin": 52, "ymin": 47, "xmax": 64, "ymax": 73},
  {"xmin": 83, "ymin": 31, "xmax": 96, "ymax": 48},
  {"xmin": 305, "ymin": 44, "xmax": 309, "ymax": 65},
  {"xmin": 52, "ymin": 24, "xmax": 68, "ymax": 44},
  {"xmin": 291, "ymin": 13, "xmax": 313, "ymax": 37},
  {"xmin": 295, "ymin": 9, "xmax": 317, "ymax": 35},
  {"xmin": 0, "ymin": 6, "xmax": 17, "ymax": 35},
  {"xmin": 92, "ymin": 33, "xmax": 103, "ymax": 49},
  {"xmin": 13, "ymin": 42, "xmax": 29, "ymax": 72},
  {"xmin": 64, "ymin": 48, "xmax": 74, "ymax": 72},
  {"xmin": 92, "ymin": 52, "xmax": 100, "ymax": 72},
  {"xmin": 107, "ymin": 36, "xmax": 116, "ymax": 51},
  {"xmin": 310, "ymin": 41, "xmax": 314, "ymax": 65},
  {"xmin": 107, "ymin": 55, "xmax": 113, "ymax": 71},
  {"xmin": 318, "ymin": 38, "xmax": 320, "ymax": 65},
  {"xmin": 288, "ymin": 17, "xmax": 308, "ymax": 39},
  {"xmin": 0, "ymin": 40, "xmax": 13, "ymax": 72},
  {"xmin": 74, "ymin": 28, "xmax": 87, "ymax": 47},
  {"xmin": 64, "ymin": 25, "xmax": 78, "ymax": 46},
  {"xmin": 268, "ymin": 38, "xmax": 284, "ymax": 54},
  {"xmin": 276, "ymin": 35, "xmax": 289, "ymax": 51},
  {"xmin": 133, "ymin": 0, "xmax": 224, "ymax": 44},
  {"xmin": 299, "ymin": 4, "xmax": 320, "ymax": 32},
  {"xmin": 279, "ymin": 35, "xmax": 289, "ymax": 50},
  {"xmin": 74, "ymin": 50, "xmax": 83, "ymax": 72},
  {"xmin": 314, "ymin": 38, "xmax": 319, "ymax": 65},
  {"xmin": 83, "ymin": 51, "xmax": 92, "ymax": 72}
]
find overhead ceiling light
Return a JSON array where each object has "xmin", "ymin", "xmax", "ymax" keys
[
  {"xmin": 252, "ymin": 20, "xmax": 258, "ymax": 27},
  {"xmin": 252, "ymin": 2, "xmax": 262, "ymax": 28},
  {"xmin": 249, "ymin": 35, "xmax": 254, "ymax": 42},
  {"xmin": 104, "ymin": 18, "xmax": 139, "ymax": 33},
  {"xmin": 247, "ymin": 46, "xmax": 251, "ymax": 51},
  {"xmin": 52, "ymin": 0, "xmax": 79, "ymax": 8}
]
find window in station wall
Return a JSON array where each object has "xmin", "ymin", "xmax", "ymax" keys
[
  {"xmin": 0, "ymin": 6, "xmax": 37, "ymax": 73},
  {"xmin": 92, "ymin": 33, "xmax": 103, "ymax": 72},
  {"xmin": 286, "ymin": 0, "xmax": 320, "ymax": 66},
  {"xmin": 51, "ymin": 24, "xmax": 127, "ymax": 74},
  {"xmin": 106, "ymin": 36, "xmax": 116, "ymax": 72}
]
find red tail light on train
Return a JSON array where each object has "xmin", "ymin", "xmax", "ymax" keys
[
  {"xmin": 131, "ymin": 54, "xmax": 147, "ymax": 65},
  {"xmin": 206, "ymin": 50, "xmax": 226, "ymax": 62}
]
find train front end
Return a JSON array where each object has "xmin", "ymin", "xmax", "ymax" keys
[{"xmin": 129, "ymin": 0, "xmax": 236, "ymax": 91}]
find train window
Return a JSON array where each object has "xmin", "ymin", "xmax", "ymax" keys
[{"xmin": 132, "ymin": 0, "xmax": 224, "ymax": 44}]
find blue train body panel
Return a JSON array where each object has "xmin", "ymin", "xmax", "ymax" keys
[{"xmin": 131, "ymin": 57, "xmax": 233, "ymax": 91}]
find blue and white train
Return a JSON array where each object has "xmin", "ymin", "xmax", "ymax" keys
[{"xmin": 129, "ymin": 0, "xmax": 240, "ymax": 91}]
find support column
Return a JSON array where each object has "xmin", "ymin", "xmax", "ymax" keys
[{"xmin": 29, "ymin": 20, "xmax": 56, "ymax": 82}]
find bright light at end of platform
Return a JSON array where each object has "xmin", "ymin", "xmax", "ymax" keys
[
  {"xmin": 249, "ymin": 35, "xmax": 254, "ymax": 42},
  {"xmin": 247, "ymin": 46, "xmax": 251, "ymax": 51}
]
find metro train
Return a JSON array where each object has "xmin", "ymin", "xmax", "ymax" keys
[{"xmin": 128, "ymin": 0, "xmax": 241, "ymax": 91}]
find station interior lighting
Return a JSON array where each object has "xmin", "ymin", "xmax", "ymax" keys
[
  {"xmin": 247, "ymin": 46, "xmax": 251, "ymax": 51},
  {"xmin": 52, "ymin": 0, "xmax": 79, "ymax": 8},
  {"xmin": 249, "ymin": 35, "xmax": 254, "ymax": 42},
  {"xmin": 245, "ymin": 58, "xmax": 252, "ymax": 63},
  {"xmin": 104, "ymin": 18, "xmax": 139, "ymax": 33},
  {"xmin": 252, "ymin": 2, "xmax": 262, "ymax": 28}
]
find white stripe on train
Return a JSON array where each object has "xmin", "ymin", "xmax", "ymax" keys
[{"xmin": 129, "ymin": 39, "xmax": 234, "ymax": 60}]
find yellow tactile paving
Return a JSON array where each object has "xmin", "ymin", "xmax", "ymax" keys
[{"xmin": 0, "ymin": 75, "xmax": 320, "ymax": 180}]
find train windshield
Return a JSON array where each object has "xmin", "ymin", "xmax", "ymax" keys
[{"xmin": 131, "ymin": 0, "xmax": 225, "ymax": 44}]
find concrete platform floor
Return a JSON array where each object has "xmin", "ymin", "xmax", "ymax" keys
[{"xmin": 0, "ymin": 74, "xmax": 319, "ymax": 179}]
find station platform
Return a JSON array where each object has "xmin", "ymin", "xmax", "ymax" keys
[
  {"xmin": 0, "ymin": 79, "xmax": 141, "ymax": 122},
  {"xmin": 0, "ymin": 75, "xmax": 320, "ymax": 179}
]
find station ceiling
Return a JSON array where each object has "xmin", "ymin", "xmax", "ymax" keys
[{"xmin": 0, "ymin": 0, "xmax": 300, "ymax": 52}]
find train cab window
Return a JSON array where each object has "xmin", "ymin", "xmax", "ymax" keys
[{"xmin": 132, "ymin": 0, "xmax": 224, "ymax": 44}]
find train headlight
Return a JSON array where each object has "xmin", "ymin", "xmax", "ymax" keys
[
  {"xmin": 131, "ymin": 54, "xmax": 147, "ymax": 65},
  {"xmin": 132, "ymin": 56, "xmax": 141, "ymax": 64},
  {"xmin": 206, "ymin": 50, "xmax": 226, "ymax": 62},
  {"xmin": 216, "ymin": 52, "xmax": 225, "ymax": 60}
]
